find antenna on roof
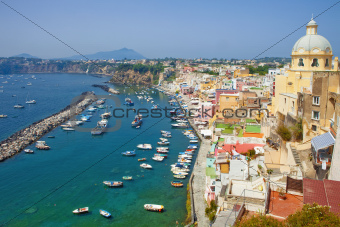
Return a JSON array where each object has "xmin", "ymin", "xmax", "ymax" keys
[{"xmin": 311, "ymin": 13, "xmax": 314, "ymax": 20}]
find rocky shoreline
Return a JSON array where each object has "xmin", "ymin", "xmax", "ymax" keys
[
  {"xmin": 92, "ymin": 84, "xmax": 120, "ymax": 94},
  {"xmin": 0, "ymin": 91, "xmax": 97, "ymax": 162}
]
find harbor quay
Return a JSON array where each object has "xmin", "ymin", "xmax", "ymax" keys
[{"xmin": 0, "ymin": 91, "xmax": 97, "ymax": 162}]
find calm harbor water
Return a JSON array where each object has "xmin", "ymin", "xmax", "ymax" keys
[{"xmin": 0, "ymin": 74, "xmax": 197, "ymax": 226}]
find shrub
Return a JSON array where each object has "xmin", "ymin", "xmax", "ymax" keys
[
  {"xmin": 235, "ymin": 214, "xmax": 284, "ymax": 227},
  {"xmin": 276, "ymin": 125, "xmax": 292, "ymax": 141}
]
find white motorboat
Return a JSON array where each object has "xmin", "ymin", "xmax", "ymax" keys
[
  {"xmin": 190, "ymin": 140, "xmax": 199, "ymax": 143},
  {"xmin": 137, "ymin": 144, "xmax": 152, "ymax": 150},
  {"xmin": 73, "ymin": 207, "xmax": 89, "ymax": 214},
  {"xmin": 178, "ymin": 155, "xmax": 192, "ymax": 159},
  {"xmin": 14, "ymin": 104, "xmax": 24, "ymax": 108},
  {"xmin": 172, "ymin": 171, "xmax": 189, "ymax": 175},
  {"xmin": 157, "ymin": 141, "xmax": 170, "ymax": 145},
  {"xmin": 62, "ymin": 127, "xmax": 75, "ymax": 131},
  {"xmin": 144, "ymin": 204, "xmax": 164, "ymax": 212},
  {"xmin": 97, "ymin": 119, "xmax": 108, "ymax": 127},
  {"xmin": 159, "ymin": 138, "xmax": 168, "ymax": 142},
  {"xmin": 140, "ymin": 163, "xmax": 152, "ymax": 169},
  {"xmin": 152, "ymin": 156, "xmax": 164, "ymax": 162},
  {"xmin": 24, "ymin": 149, "xmax": 34, "ymax": 154},
  {"xmin": 171, "ymin": 123, "xmax": 189, "ymax": 128},
  {"xmin": 156, "ymin": 147, "xmax": 169, "ymax": 150}
]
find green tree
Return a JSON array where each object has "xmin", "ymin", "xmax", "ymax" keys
[
  {"xmin": 276, "ymin": 125, "xmax": 292, "ymax": 141},
  {"xmin": 235, "ymin": 214, "xmax": 284, "ymax": 227}
]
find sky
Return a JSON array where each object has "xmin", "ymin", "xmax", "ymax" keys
[{"xmin": 0, "ymin": 0, "xmax": 339, "ymax": 59}]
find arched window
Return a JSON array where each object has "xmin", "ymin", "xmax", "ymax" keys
[
  {"xmin": 311, "ymin": 58, "xmax": 319, "ymax": 67},
  {"xmin": 298, "ymin": 58, "xmax": 304, "ymax": 67},
  {"xmin": 325, "ymin": 58, "xmax": 329, "ymax": 67}
]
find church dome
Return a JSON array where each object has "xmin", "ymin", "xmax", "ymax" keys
[{"xmin": 292, "ymin": 34, "xmax": 332, "ymax": 52}]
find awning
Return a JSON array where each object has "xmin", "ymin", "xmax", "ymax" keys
[
  {"xmin": 311, "ymin": 132, "xmax": 335, "ymax": 151},
  {"xmin": 201, "ymin": 130, "xmax": 212, "ymax": 137}
]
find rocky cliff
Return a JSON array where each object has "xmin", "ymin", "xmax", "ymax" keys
[{"xmin": 110, "ymin": 70, "xmax": 153, "ymax": 85}]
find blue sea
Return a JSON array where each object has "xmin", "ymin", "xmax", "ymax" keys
[{"xmin": 0, "ymin": 74, "xmax": 197, "ymax": 226}]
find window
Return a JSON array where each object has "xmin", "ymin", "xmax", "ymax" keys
[
  {"xmin": 311, "ymin": 58, "xmax": 319, "ymax": 67},
  {"xmin": 225, "ymin": 97, "xmax": 229, "ymax": 101},
  {"xmin": 312, "ymin": 111, "xmax": 320, "ymax": 120},
  {"xmin": 313, "ymin": 96, "xmax": 320, "ymax": 105},
  {"xmin": 284, "ymin": 98, "xmax": 286, "ymax": 104},
  {"xmin": 325, "ymin": 58, "xmax": 329, "ymax": 67},
  {"xmin": 298, "ymin": 58, "xmax": 304, "ymax": 67},
  {"xmin": 292, "ymin": 101, "xmax": 295, "ymax": 107},
  {"xmin": 312, "ymin": 125, "xmax": 317, "ymax": 131}
]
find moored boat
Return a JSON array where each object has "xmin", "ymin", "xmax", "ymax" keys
[
  {"xmin": 152, "ymin": 156, "xmax": 164, "ymax": 162},
  {"xmin": 137, "ymin": 144, "xmax": 152, "ymax": 150},
  {"xmin": 172, "ymin": 171, "xmax": 189, "ymax": 175},
  {"xmin": 171, "ymin": 181, "xmax": 184, "ymax": 187},
  {"xmin": 138, "ymin": 158, "xmax": 146, "ymax": 161},
  {"xmin": 99, "ymin": 209, "xmax": 111, "ymax": 218},
  {"xmin": 140, "ymin": 163, "xmax": 152, "ymax": 169},
  {"xmin": 174, "ymin": 175, "xmax": 186, "ymax": 179},
  {"xmin": 35, "ymin": 141, "xmax": 50, "ymax": 150},
  {"xmin": 154, "ymin": 153, "xmax": 167, "ymax": 158},
  {"xmin": 103, "ymin": 181, "xmax": 123, "ymax": 187},
  {"xmin": 14, "ymin": 104, "xmax": 24, "ymax": 109},
  {"xmin": 122, "ymin": 176, "xmax": 133, "ymax": 180},
  {"xmin": 122, "ymin": 150, "xmax": 136, "ymax": 156},
  {"xmin": 24, "ymin": 149, "xmax": 34, "ymax": 154},
  {"xmin": 157, "ymin": 141, "xmax": 170, "ymax": 145},
  {"xmin": 73, "ymin": 207, "xmax": 89, "ymax": 214},
  {"xmin": 144, "ymin": 204, "xmax": 164, "ymax": 212},
  {"xmin": 131, "ymin": 115, "xmax": 143, "ymax": 127},
  {"xmin": 190, "ymin": 140, "xmax": 199, "ymax": 143}
]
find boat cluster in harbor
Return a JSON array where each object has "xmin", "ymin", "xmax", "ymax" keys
[{"xmin": 0, "ymin": 91, "xmax": 97, "ymax": 161}]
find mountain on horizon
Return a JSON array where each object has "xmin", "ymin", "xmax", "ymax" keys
[
  {"xmin": 64, "ymin": 48, "xmax": 146, "ymax": 60},
  {"xmin": 12, "ymin": 53, "xmax": 39, "ymax": 59}
]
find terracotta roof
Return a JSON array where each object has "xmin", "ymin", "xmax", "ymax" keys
[
  {"xmin": 217, "ymin": 143, "xmax": 264, "ymax": 154},
  {"xmin": 303, "ymin": 178, "xmax": 340, "ymax": 215}
]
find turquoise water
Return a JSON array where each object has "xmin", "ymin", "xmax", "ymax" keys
[{"xmin": 0, "ymin": 74, "xmax": 197, "ymax": 226}]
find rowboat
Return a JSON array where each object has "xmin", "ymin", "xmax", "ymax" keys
[
  {"xmin": 190, "ymin": 140, "xmax": 199, "ymax": 143},
  {"xmin": 160, "ymin": 130, "xmax": 171, "ymax": 134},
  {"xmin": 103, "ymin": 181, "xmax": 123, "ymax": 187},
  {"xmin": 73, "ymin": 207, "xmax": 89, "ymax": 214},
  {"xmin": 171, "ymin": 181, "xmax": 184, "ymax": 187},
  {"xmin": 173, "ymin": 171, "xmax": 189, "ymax": 175},
  {"xmin": 144, "ymin": 204, "xmax": 164, "ymax": 212},
  {"xmin": 138, "ymin": 158, "xmax": 146, "ymax": 161},
  {"xmin": 159, "ymin": 138, "xmax": 168, "ymax": 142},
  {"xmin": 99, "ymin": 209, "xmax": 111, "ymax": 218},
  {"xmin": 157, "ymin": 141, "xmax": 170, "ymax": 145},
  {"xmin": 122, "ymin": 176, "xmax": 133, "ymax": 180},
  {"xmin": 174, "ymin": 175, "xmax": 186, "ymax": 179},
  {"xmin": 162, "ymin": 133, "xmax": 172, "ymax": 138},
  {"xmin": 140, "ymin": 163, "xmax": 152, "ymax": 169}
]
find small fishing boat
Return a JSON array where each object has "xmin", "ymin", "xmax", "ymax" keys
[
  {"xmin": 144, "ymin": 204, "xmax": 164, "ymax": 212},
  {"xmin": 157, "ymin": 141, "xmax": 170, "ymax": 145},
  {"xmin": 136, "ymin": 126, "xmax": 140, "ymax": 129},
  {"xmin": 159, "ymin": 138, "xmax": 168, "ymax": 142},
  {"xmin": 140, "ymin": 163, "xmax": 152, "ymax": 169},
  {"xmin": 152, "ymin": 156, "xmax": 164, "ymax": 162},
  {"xmin": 87, "ymin": 107, "xmax": 97, "ymax": 112},
  {"xmin": 188, "ymin": 145, "xmax": 197, "ymax": 149},
  {"xmin": 24, "ymin": 149, "xmax": 34, "ymax": 154},
  {"xmin": 103, "ymin": 181, "xmax": 123, "ymax": 187},
  {"xmin": 160, "ymin": 130, "xmax": 171, "ymax": 134},
  {"xmin": 99, "ymin": 209, "xmax": 111, "ymax": 218},
  {"xmin": 35, "ymin": 141, "xmax": 50, "ymax": 150},
  {"xmin": 122, "ymin": 150, "xmax": 136, "ymax": 156},
  {"xmin": 138, "ymin": 158, "xmax": 146, "ymax": 161},
  {"xmin": 171, "ymin": 123, "xmax": 189, "ymax": 128},
  {"xmin": 137, "ymin": 144, "xmax": 152, "ymax": 150},
  {"xmin": 47, "ymin": 136, "xmax": 55, "ymax": 138},
  {"xmin": 162, "ymin": 133, "xmax": 172, "ymax": 138},
  {"xmin": 171, "ymin": 181, "xmax": 184, "ymax": 187},
  {"xmin": 91, "ymin": 125, "xmax": 105, "ymax": 135},
  {"xmin": 73, "ymin": 207, "xmax": 89, "ymax": 214},
  {"xmin": 122, "ymin": 176, "xmax": 133, "ymax": 180},
  {"xmin": 157, "ymin": 149, "xmax": 169, "ymax": 154},
  {"xmin": 172, "ymin": 171, "xmax": 189, "ymax": 175},
  {"xmin": 174, "ymin": 175, "xmax": 186, "ymax": 179},
  {"xmin": 14, "ymin": 104, "xmax": 24, "ymax": 108},
  {"xmin": 190, "ymin": 140, "xmax": 199, "ymax": 143},
  {"xmin": 0, "ymin": 114, "xmax": 7, "ymax": 118},
  {"xmin": 154, "ymin": 153, "xmax": 167, "ymax": 158},
  {"xmin": 62, "ymin": 127, "xmax": 75, "ymax": 131},
  {"xmin": 156, "ymin": 147, "xmax": 169, "ymax": 150}
]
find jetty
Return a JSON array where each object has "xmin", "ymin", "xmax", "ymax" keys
[
  {"xmin": 92, "ymin": 84, "xmax": 120, "ymax": 94},
  {"xmin": 0, "ymin": 91, "xmax": 97, "ymax": 162}
]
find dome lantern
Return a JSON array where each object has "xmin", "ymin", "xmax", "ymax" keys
[{"xmin": 306, "ymin": 17, "xmax": 318, "ymax": 35}]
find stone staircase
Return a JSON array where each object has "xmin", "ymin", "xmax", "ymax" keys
[{"xmin": 291, "ymin": 147, "xmax": 302, "ymax": 166}]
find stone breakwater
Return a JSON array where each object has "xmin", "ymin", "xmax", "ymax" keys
[
  {"xmin": 92, "ymin": 84, "xmax": 120, "ymax": 94},
  {"xmin": 0, "ymin": 91, "xmax": 98, "ymax": 162}
]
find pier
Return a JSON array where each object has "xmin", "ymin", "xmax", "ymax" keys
[
  {"xmin": 92, "ymin": 84, "xmax": 120, "ymax": 94},
  {"xmin": 0, "ymin": 91, "xmax": 97, "ymax": 161}
]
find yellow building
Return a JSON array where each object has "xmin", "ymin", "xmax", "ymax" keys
[
  {"xmin": 233, "ymin": 68, "xmax": 252, "ymax": 78},
  {"xmin": 273, "ymin": 18, "xmax": 339, "ymax": 140},
  {"xmin": 218, "ymin": 93, "xmax": 240, "ymax": 116}
]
